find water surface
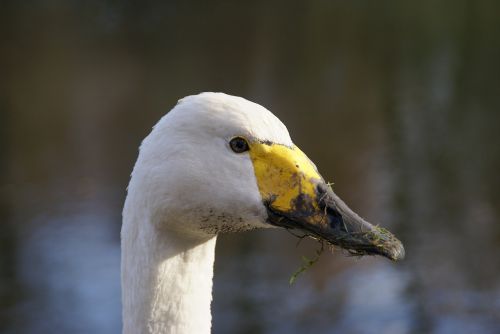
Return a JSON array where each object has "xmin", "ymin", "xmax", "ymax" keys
[{"xmin": 1, "ymin": 1, "xmax": 499, "ymax": 333}]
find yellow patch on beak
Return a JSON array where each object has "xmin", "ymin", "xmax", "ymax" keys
[
  {"xmin": 247, "ymin": 139, "xmax": 405, "ymax": 262},
  {"xmin": 249, "ymin": 141, "xmax": 323, "ymax": 212}
]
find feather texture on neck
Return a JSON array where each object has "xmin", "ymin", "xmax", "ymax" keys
[{"xmin": 121, "ymin": 213, "xmax": 217, "ymax": 334}]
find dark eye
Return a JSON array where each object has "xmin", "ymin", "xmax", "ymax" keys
[{"xmin": 229, "ymin": 137, "xmax": 250, "ymax": 153}]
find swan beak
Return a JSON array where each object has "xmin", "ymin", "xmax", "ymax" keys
[{"xmin": 249, "ymin": 142, "xmax": 405, "ymax": 261}]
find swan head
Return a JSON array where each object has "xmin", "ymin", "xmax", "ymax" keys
[{"xmin": 127, "ymin": 92, "xmax": 404, "ymax": 261}]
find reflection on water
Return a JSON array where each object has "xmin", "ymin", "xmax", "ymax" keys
[
  {"xmin": 13, "ymin": 207, "xmax": 121, "ymax": 334},
  {"xmin": 1, "ymin": 1, "xmax": 499, "ymax": 333}
]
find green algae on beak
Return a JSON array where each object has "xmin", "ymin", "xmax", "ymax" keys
[
  {"xmin": 266, "ymin": 182, "xmax": 405, "ymax": 262},
  {"xmin": 329, "ymin": 225, "xmax": 405, "ymax": 261}
]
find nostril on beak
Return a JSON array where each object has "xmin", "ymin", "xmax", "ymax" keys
[{"xmin": 326, "ymin": 207, "xmax": 345, "ymax": 231}]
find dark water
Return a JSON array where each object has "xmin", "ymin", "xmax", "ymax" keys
[{"xmin": 1, "ymin": 1, "xmax": 499, "ymax": 333}]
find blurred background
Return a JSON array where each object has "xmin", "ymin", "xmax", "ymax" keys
[{"xmin": 1, "ymin": 1, "xmax": 499, "ymax": 333}]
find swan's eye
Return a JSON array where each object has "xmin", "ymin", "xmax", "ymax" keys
[{"xmin": 229, "ymin": 137, "xmax": 250, "ymax": 153}]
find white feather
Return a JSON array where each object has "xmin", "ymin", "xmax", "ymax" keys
[{"xmin": 121, "ymin": 93, "xmax": 292, "ymax": 333}]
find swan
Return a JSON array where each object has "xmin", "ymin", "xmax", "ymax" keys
[{"xmin": 121, "ymin": 92, "xmax": 404, "ymax": 334}]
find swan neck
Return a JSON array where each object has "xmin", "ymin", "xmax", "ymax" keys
[{"xmin": 121, "ymin": 223, "xmax": 217, "ymax": 334}]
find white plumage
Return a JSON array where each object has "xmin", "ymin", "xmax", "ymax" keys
[
  {"xmin": 121, "ymin": 92, "xmax": 404, "ymax": 334},
  {"xmin": 122, "ymin": 93, "xmax": 292, "ymax": 333}
]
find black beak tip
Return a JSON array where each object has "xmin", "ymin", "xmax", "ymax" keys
[
  {"xmin": 386, "ymin": 241, "xmax": 405, "ymax": 262},
  {"xmin": 369, "ymin": 226, "xmax": 405, "ymax": 262}
]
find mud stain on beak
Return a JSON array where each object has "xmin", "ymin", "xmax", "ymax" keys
[
  {"xmin": 249, "ymin": 140, "xmax": 404, "ymax": 261},
  {"xmin": 266, "ymin": 182, "xmax": 404, "ymax": 261}
]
